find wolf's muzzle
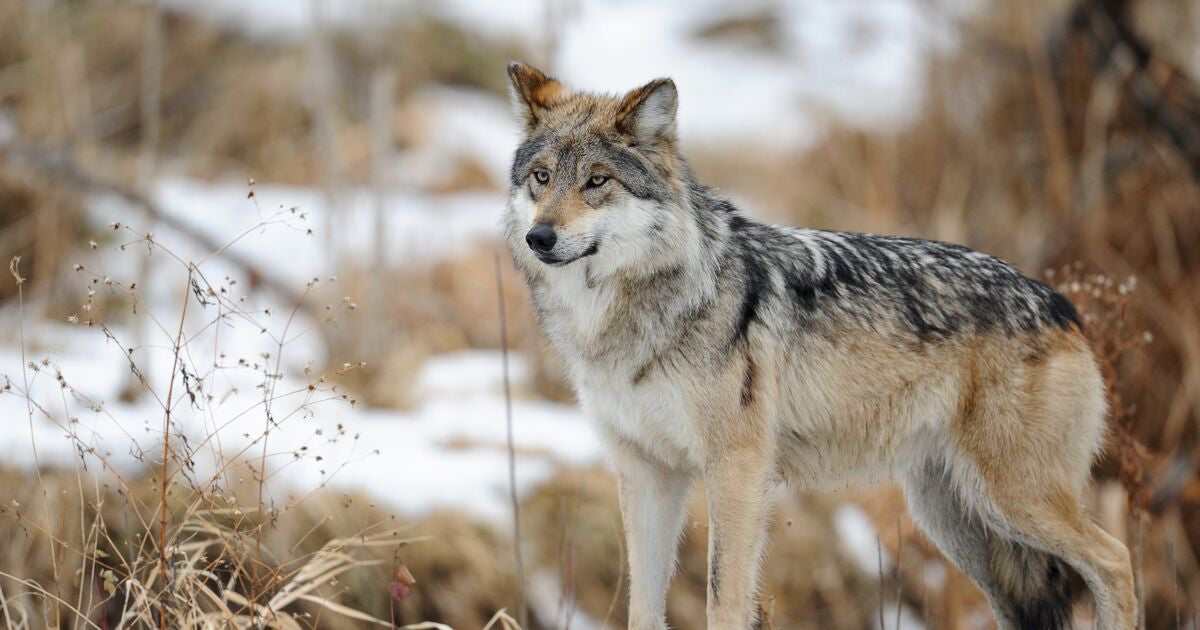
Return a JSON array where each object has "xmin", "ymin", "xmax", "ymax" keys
[{"xmin": 525, "ymin": 223, "xmax": 557, "ymax": 256}]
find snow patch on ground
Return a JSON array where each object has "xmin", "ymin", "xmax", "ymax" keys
[
  {"xmin": 0, "ymin": 322, "xmax": 601, "ymax": 522},
  {"xmin": 554, "ymin": 0, "xmax": 952, "ymax": 148},
  {"xmin": 148, "ymin": 177, "xmax": 506, "ymax": 286},
  {"xmin": 395, "ymin": 86, "xmax": 522, "ymax": 190},
  {"xmin": 878, "ymin": 602, "xmax": 927, "ymax": 630},
  {"xmin": 834, "ymin": 503, "xmax": 891, "ymax": 574}
]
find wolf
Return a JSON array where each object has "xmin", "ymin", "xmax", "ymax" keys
[{"xmin": 501, "ymin": 62, "xmax": 1136, "ymax": 629}]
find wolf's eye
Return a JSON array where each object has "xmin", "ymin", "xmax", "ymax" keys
[
  {"xmin": 587, "ymin": 175, "xmax": 610, "ymax": 188},
  {"xmin": 532, "ymin": 170, "xmax": 550, "ymax": 184}
]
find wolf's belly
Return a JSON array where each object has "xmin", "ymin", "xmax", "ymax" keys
[
  {"xmin": 774, "ymin": 353, "xmax": 963, "ymax": 488},
  {"xmin": 776, "ymin": 422, "xmax": 942, "ymax": 489}
]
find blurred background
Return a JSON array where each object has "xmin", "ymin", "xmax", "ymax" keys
[{"xmin": 0, "ymin": 0, "xmax": 1198, "ymax": 628}]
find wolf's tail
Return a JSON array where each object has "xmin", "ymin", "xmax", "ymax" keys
[
  {"xmin": 988, "ymin": 535, "xmax": 1080, "ymax": 629},
  {"xmin": 904, "ymin": 459, "xmax": 1082, "ymax": 629}
]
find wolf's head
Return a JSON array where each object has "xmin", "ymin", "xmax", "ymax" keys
[{"xmin": 504, "ymin": 62, "xmax": 693, "ymax": 276}]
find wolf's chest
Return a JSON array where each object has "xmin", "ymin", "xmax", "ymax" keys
[
  {"xmin": 532, "ymin": 267, "xmax": 708, "ymax": 467},
  {"xmin": 535, "ymin": 266, "xmax": 617, "ymax": 349},
  {"xmin": 575, "ymin": 366, "xmax": 702, "ymax": 468}
]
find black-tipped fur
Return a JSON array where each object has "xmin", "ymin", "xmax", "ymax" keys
[{"xmin": 990, "ymin": 537, "xmax": 1082, "ymax": 629}]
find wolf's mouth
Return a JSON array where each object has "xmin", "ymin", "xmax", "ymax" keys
[{"xmin": 538, "ymin": 241, "xmax": 599, "ymax": 267}]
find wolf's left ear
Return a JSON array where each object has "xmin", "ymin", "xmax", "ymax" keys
[
  {"xmin": 616, "ymin": 78, "xmax": 678, "ymax": 146},
  {"xmin": 507, "ymin": 62, "xmax": 566, "ymax": 131}
]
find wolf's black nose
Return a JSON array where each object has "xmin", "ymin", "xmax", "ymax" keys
[{"xmin": 526, "ymin": 223, "xmax": 557, "ymax": 254}]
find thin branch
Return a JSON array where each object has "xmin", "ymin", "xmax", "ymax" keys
[
  {"xmin": 158, "ymin": 264, "xmax": 193, "ymax": 628},
  {"xmin": 494, "ymin": 252, "xmax": 527, "ymax": 628}
]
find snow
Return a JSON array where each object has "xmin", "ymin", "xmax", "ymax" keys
[
  {"xmin": 834, "ymin": 504, "xmax": 891, "ymax": 574},
  {"xmin": 0, "ymin": 317, "xmax": 600, "ymax": 522},
  {"xmin": 146, "ymin": 177, "xmax": 507, "ymax": 287},
  {"xmin": 554, "ymin": 0, "xmax": 954, "ymax": 148},
  {"xmin": 394, "ymin": 86, "xmax": 522, "ymax": 190}
]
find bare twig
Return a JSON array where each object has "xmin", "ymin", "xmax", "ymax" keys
[
  {"xmin": 495, "ymin": 252, "xmax": 528, "ymax": 628},
  {"xmin": 600, "ymin": 525, "xmax": 626, "ymax": 630},
  {"xmin": 877, "ymin": 535, "xmax": 885, "ymax": 630},
  {"xmin": 157, "ymin": 264, "xmax": 193, "ymax": 628},
  {"xmin": 11, "ymin": 257, "xmax": 63, "ymax": 626}
]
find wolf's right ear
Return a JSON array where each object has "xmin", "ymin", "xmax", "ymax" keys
[
  {"xmin": 507, "ymin": 62, "xmax": 566, "ymax": 131},
  {"xmin": 616, "ymin": 78, "xmax": 678, "ymax": 146}
]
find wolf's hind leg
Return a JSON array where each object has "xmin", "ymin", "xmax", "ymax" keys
[
  {"xmin": 609, "ymin": 438, "xmax": 693, "ymax": 630},
  {"xmin": 903, "ymin": 459, "xmax": 1077, "ymax": 630},
  {"xmin": 960, "ymin": 344, "xmax": 1136, "ymax": 629}
]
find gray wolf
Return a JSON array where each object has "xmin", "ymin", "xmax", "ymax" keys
[{"xmin": 501, "ymin": 62, "xmax": 1136, "ymax": 629}]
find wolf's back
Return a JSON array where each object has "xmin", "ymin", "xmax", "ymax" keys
[{"xmin": 725, "ymin": 218, "xmax": 1081, "ymax": 342}]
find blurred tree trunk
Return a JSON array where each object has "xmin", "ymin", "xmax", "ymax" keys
[
  {"xmin": 308, "ymin": 0, "xmax": 342, "ymax": 260},
  {"xmin": 26, "ymin": 4, "xmax": 77, "ymax": 324},
  {"xmin": 540, "ymin": 0, "xmax": 581, "ymax": 72},
  {"xmin": 366, "ymin": 63, "xmax": 395, "ymax": 356},
  {"xmin": 121, "ymin": 0, "xmax": 163, "ymax": 403},
  {"xmin": 138, "ymin": 0, "xmax": 162, "ymax": 185}
]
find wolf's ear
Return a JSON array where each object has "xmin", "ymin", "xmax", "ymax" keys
[
  {"xmin": 616, "ymin": 78, "xmax": 677, "ymax": 146},
  {"xmin": 507, "ymin": 62, "xmax": 566, "ymax": 131}
]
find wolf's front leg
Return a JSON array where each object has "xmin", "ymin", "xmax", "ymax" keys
[
  {"xmin": 703, "ymin": 438, "xmax": 775, "ymax": 628},
  {"xmin": 608, "ymin": 439, "xmax": 693, "ymax": 630}
]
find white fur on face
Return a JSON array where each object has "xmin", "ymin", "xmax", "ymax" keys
[
  {"xmin": 585, "ymin": 197, "xmax": 676, "ymax": 277},
  {"xmin": 511, "ymin": 189, "xmax": 538, "ymax": 225}
]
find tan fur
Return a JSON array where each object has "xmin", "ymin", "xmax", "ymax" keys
[
  {"xmin": 532, "ymin": 190, "xmax": 595, "ymax": 228},
  {"xmin": 506, "ymin": 64, "xmax": 567, "ymax": 128}
]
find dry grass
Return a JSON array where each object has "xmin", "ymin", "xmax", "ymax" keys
[
  {"xmin": 0, "ymin": 461, "xmax": 531, "ymax": 630},
  {"xmin": 332, "ymin": 248, "xmax": 572, "ymax": 410}
]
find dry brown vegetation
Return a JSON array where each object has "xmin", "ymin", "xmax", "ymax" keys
[{"xmin": 0, "ymin": 461, "xmax": 531, "ymax": 629}]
